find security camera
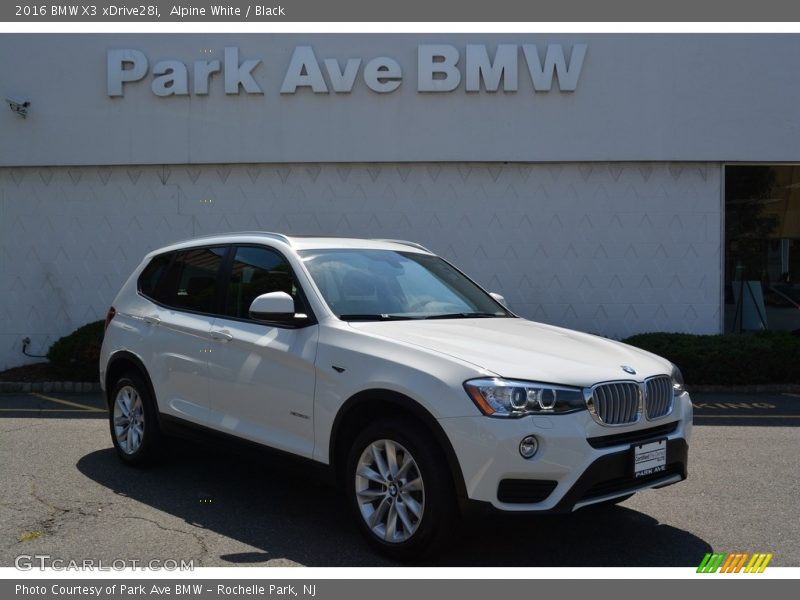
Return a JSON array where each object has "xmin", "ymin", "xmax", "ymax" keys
[{"xmin": 6, "ymin": 97, "xmax": 30, "ymax": 119}]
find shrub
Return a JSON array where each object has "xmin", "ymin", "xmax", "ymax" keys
[
  {"xmin": 47, "ymin": 320, "xmax": 105, "ymax": 382},
  {"xmin": 621, "ymin": 330, "xmax": 800, "ymax": 385}
]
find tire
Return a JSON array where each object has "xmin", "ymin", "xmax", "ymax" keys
[
  {"xmin": 108, "ymin": 372, "xmax": 164, "ymax": 466},
  {"xmin": 345, "ymin": 417, "xmax": 457, "ymax": 560}
]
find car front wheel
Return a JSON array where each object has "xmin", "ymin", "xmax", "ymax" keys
[{"xmin": 345, "ymin": 418, "xmax": 456, "ymax": 559}]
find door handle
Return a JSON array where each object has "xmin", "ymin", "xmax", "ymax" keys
[
  {"xmin": 143, "ymin": 314, "xmax": 161, "ymax": 325},
  {"xmin": 210, "ymin": 329, "xmax": 234, "ymax": 342}
]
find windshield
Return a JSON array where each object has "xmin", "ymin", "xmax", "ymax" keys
[{"xmin": 298, "ymin": 249, "xmax": 513, "ymax": 321}]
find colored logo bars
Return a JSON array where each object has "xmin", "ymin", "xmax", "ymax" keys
[{"xmin": 697, "ymin": 552, "xmax": 773, "ymax": 573}]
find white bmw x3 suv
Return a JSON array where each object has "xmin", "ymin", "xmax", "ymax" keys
[{"xmin": 100, "ymin": 232, "xmax": 692, "ymax": 558}]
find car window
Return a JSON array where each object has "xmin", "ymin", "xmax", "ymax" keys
[
  {"xmin": 224, "ymin": 246, "xmax": 300, "ymax": 319},
  {"xmin": 138, "ymin": 252, "xmax": 172, "ymax": 299},
  {"xmin": 299, "ymin": 249, "xmax": 509, "ymax": 319},
  {"xmin": 155, "ymin": 247, "xmax": 227, "ymax": 313}
]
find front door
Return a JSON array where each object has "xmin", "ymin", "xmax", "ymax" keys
[{"xmin": 205, "ymin": 245, "xmax": 318, "ymax": 457}]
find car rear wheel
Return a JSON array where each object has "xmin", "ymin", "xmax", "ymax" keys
[
  {"xmin": 109, "ymin": 372, "xmax": 163, "ymax": 466},
  {"xmin": 345, "ymin": 418, "xmax": 456, "ymax": 560}
]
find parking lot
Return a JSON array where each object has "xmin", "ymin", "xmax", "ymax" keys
[{"xmin": 0, "ymin": 390, "xmax": 798, "ymax": 567}]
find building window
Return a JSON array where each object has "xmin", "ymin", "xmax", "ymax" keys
[{"xmin": 725, "ymin": 165, "xmax": 800, "ymax": 333}]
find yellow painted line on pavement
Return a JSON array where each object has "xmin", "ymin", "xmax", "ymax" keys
[
  {"xmin": 27, "ymin": 392, "xmax": 105, "ymax": 412},
  {"xmin": 695, "ymin": 414, "xmax": 800, "ymax": 419}
]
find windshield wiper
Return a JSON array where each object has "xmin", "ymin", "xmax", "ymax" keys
[
  {"xmin": 424, "ymin": 312, "xmax": 505, "ymax": 320},
  {"xmin": 339, "ymin": 314, "xmax": 417, "ymax": 321}
]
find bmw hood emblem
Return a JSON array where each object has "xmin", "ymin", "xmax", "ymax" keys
[{"xmin": 621, "ymin": 365, "xmax": 636, "ymax": 375}]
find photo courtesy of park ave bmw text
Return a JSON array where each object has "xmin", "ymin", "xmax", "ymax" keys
[
  {"xmin": 2, "ymin": 34, "xmax": 800, "ymax": 365},
  {"xmin": 2, "ymin": 28, "xmax": 800, "ymax": 574}
]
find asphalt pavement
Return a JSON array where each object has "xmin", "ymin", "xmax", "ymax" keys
[{"xmin": 0, "ymin": 390, "xmax": 797, "ymax": 567}]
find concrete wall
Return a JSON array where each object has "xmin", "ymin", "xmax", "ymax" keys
[
  {"xmin": 2, "ymin": 34, "xmax": 800, "ymax": 166},
  {"xmin": 0, "ymin": 161, "xmax": 721, "ymax": 370}
]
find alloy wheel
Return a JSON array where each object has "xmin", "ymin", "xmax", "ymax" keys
[
  {"xmin": 354, "ymin": 439, "xmax": 425, "ymax": 543},
  {"xmin": 113, "ymin": 385, "xmax": 145, "ymax": 454}
]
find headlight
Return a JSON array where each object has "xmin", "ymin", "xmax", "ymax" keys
[
  {"xmin": 464, "ymin": 378, "xmax": 586, "ymax": 418},
  {"xmin": 671, "ymin": 365, "xmax": 686, "ymax": 395}
]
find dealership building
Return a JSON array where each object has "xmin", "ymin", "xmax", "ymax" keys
[{"xmin": 1, "ymin": 33, "xmax": 799, "ymax": 370}]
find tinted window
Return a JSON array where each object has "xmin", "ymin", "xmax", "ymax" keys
[
  {"xmin": 157, "ymin": 247, "xmax": 227, "ymax": 313},
  {"xmin": 138, "ymin": 253, "xmax": 172, "ymax": 299},
  {"xmin": 224, "ymin": 246, "xmax": 299, "ymax": 319}
]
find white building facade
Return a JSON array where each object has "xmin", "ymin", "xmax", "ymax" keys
[{"xmin": 1, "ymin": 33, "xmax": 798, "ymax": 369}]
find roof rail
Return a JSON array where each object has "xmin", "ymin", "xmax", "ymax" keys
[
  {"xmin": 372, "ymin": 239, "xmax": 432, "ymax": 253},
  {"xmin": 174, "ymin": 231, "xmax": 293, "ymax": 246}
]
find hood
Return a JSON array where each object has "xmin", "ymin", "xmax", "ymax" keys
[{"xmin": 349, "ymin": 317, "xmax": 672, "ymax": 387}]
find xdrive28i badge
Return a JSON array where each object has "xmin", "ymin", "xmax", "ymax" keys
[{"xmin": 621, "ymin": 365, "xmax": 637, "ymax": 375}]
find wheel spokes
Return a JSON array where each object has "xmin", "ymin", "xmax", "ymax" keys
[
  {"xmin": 371, "ymin": 443, "xmax": 390, "ymax": 480},
  {"xmin": 394, "ymin": 500, "xmax": 414, "ymax": 534},
  {"xmin": 385, "ymin": 503, "xmax": 398, "ymax": 541},
  {"xmin": 401, "ymin": 477, "xmax": 422, "ymax": 492},
  {"xmin": 356, "ymin": 438, "xmax": 425, "ymax": 544},
  {"xmin": 395, "ymin": 453, "xmax": 413, "ymax": 480},
  {"xmin": 356, "ymin": 487, "xmax": 386, "ymax": 502},
  {"xmin": 113, "ymin": 386, "xmax": 145, "ymax": 455},
  {"xmin": 402, "ymin": 494, "xmax": 423, "ymax": 519},
  {"xmin": 357, "ymin": 465, "xmax": 385, "ymax": 485},
  {"xmin": 384, "ymin": 440, "xmax": 399, "ymax": 477},
  {"xmin": 368, "ymin": 497, "xmax": 391, "ymax": 528}
]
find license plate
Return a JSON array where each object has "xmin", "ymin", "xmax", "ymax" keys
[{"xmin": 633, "ymin": 438, "xmax": 667, "ymax": 478}]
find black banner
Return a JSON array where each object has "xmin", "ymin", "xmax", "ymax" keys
[
  {"xmin": 4, "ymin": 579, "xmax": 798, "ymax": 600},
  {"xmin": 5, "ymin": 0, "xmax": 800, "ymax": 22}
]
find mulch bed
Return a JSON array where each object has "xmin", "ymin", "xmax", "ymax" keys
[{"xmin": 0, "ymin": 362, "xmax": 91, "ymax": 382}]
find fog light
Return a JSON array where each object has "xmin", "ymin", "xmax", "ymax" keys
[{"xmin": 519, "ymin": 435, "xmax": 539, "ymax": 459}]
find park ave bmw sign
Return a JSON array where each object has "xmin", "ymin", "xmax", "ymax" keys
[{"xmin": 106, "ymin": 44, "xmax": 587, "ymax": 96}]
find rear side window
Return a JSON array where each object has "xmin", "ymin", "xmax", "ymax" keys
[
  {"xmin": 224, "ymin": 246, "xmax": 299, "ymax": 319},
  {"xmin": 138, "ymin": 253, "xmax": 172, "ymax": 300},
  {"xmin": 155, "ymin": 246, "xmax": 227, "ymax": 313}
]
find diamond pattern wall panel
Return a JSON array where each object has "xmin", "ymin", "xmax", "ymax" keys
[{"xmin": 0, "ymin": 163, "xmax": 722, "ymax": 370}]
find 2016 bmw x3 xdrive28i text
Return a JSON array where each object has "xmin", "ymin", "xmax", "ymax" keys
[{"xmin": 100, "ymin": 233, "xmax": 692, "ymax": 558}]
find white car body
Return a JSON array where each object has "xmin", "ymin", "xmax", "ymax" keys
[{"xmin": 100, "ymin": 232, "xmax": 691, "ymax": 547}]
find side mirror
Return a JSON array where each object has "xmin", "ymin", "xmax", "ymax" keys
[
  {"xmin": 489, "ymin": 292, "xmax": 508, "ymax": 308},
  {"xmin": 249, "ymin": 291, "xmax": 297, "ymax": 323}
]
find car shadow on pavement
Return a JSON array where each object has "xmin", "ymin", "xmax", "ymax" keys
[{"xmin": 76, "ymin": 441, "xmax": 711, "ymax": 567}]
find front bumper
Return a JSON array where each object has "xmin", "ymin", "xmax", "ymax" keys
[{"xmin": 438, "ymin": 392, "xmax": 692, "ymax": 512}]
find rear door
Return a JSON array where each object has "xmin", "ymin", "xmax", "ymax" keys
[
  {"xmin": 205, "ymin": 245, "xmax": 318, "ymax": 457},
  {"xmin": 139, "ymin": 246, "xmax": 228, "ymax": 426}
]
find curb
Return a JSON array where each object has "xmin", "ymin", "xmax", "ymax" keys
[{"xmin": 0, "ymin": 382, "xmax": 101, "ymax": 393}]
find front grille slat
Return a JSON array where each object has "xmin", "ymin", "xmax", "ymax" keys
[
  {"xmin": 589, "ymin": 381, "xmax": 640, "ymax": 425},
  {"xmin": 589, "ymin": 374, "xmax": 674, "ymax": 426},
  {"xmin": 623, "ymin": 386, "xmax": 632, "ymax": 423},
  {"xmin": 597, "ymin": 386, "xmax": 607, "ymax": 422},
  {"xmin": 645, "ymin": 375, "xmax": 673, "ymax": 420}
]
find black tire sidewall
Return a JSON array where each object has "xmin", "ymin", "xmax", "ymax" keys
[
  {"xmin": 108, "ymin": 373, "xmax": 162, "ymax": 466},
  {"xmin": 345, "ymin": 418, "xmax": 456, "ymax": 560}
]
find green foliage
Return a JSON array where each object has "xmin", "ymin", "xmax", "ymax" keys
[
  {"xmin": 622, "ymin": 331, "xmax": 800, "ymax": 385},
  {"xmin": 46, "ymin": 320, "xmax": 105, "ymax": 381}
]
